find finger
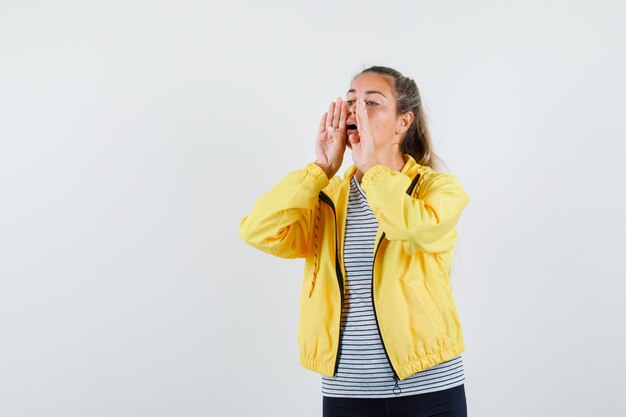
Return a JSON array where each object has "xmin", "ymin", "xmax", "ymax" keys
[
  {"xmin": 339, "ymin": 100, "xmax": 348, "ymax": 129},
  {"xmin": 318, "ymin": 112, "xmax": 327, "ymax": 133},
  {"xmin": 332, "ymin": 97, "xmax": 342, "ymax": 128},
  {"xmin": 356, "ymin": 100, "xmax": 369, "ymax": 134},
  {"xmin": 326, "ymin": 101, "xmax": 335, "ymax": 129}
]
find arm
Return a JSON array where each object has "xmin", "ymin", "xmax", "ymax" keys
[
  {"xmin": 360, "ymin": 165, "xmax": 470, "ymax": 255},
  {"xmin": 238, "ymin": 162, "xmax": 330, "ymax": 259}
]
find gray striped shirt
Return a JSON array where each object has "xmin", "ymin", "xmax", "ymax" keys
[{"xmin": 321, "ymin": 176, "xmax": 465, "ymax": 398}]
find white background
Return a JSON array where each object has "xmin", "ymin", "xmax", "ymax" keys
[{"xmin": 1, "ymin": 1, "xmax": 625, "ymax": 416}]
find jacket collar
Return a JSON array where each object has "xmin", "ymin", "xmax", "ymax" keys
[{"xmin": 323, "ymin": 153, "xmax": 428, "ymax": 196}]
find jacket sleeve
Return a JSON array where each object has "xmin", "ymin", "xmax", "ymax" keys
[
  {"xmin": 360, "ymin": 164, "xmax": 470, "ymax": 255},
  {"xmin": 238, "ymin": 161, "xmax": 330, "ymax": 259}
]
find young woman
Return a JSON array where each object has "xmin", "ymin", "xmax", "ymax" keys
[{"xmin": 239, "ymin": 66, "xmax": 470, "ymax": 417}]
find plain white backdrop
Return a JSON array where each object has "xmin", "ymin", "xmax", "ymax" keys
[{"xmin": 1, "ymin": 1, "xmax": 625, "ymax": 416}]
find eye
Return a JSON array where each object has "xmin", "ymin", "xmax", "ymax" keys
[{"xmin": 346, "ymin": 99, "xmax": 378, "ymax": 106}]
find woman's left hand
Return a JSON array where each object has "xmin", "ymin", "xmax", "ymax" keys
[{"xmin": 349, "ymin": 99, "xmax": 380, "ymax": 173}]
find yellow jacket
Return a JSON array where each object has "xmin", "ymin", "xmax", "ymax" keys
[{"xmin": 239, "ymin": 153, "xmax": 470, "ymax": 381}]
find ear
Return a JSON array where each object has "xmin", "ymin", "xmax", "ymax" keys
[{"xmin": 396, "ymin": 111, "xmax": 414, "ymax": 134}]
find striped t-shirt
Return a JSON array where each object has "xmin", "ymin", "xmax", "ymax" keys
[{"xmin": 321, "ymin": 175, "xmax": 465, "ymax": 399}]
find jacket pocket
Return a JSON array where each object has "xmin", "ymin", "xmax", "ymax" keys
[
  {"xmin": 435, "ymin": 254, "xmax": 450, "ymax": 276},
  {"xmin": 411, "ymin": 282, "xmax": 446, "ymax": 332},
  {"xmin": 307, "ymin": 269, "xmax": 318, "ymax": 298},
  {"xmin": 307, "ymin": 202, "xmax": 323, "ymax": 298}
]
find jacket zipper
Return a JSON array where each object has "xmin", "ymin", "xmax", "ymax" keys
[
  {"xmin": 370, "ymin": 172, "xmax": 421, "ymax": 395},
  {"xmin": 372, "ymin": 231, "xmax": 401, "ymax": 394},
  {"xmin": 318, "ymin": 191, "xmax": 344, "ymax": 377}
]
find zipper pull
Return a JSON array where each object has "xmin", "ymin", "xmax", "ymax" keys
[{"xmin": 393, "ymin": 376, "xmax": 401, "ymax": 395}]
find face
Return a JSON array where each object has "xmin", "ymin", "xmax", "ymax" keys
[{"xmin": 345, "ymin": 72, "xmax": 413, "ymax": 151}]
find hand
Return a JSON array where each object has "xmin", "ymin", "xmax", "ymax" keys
[
  {"xmin": 315, "ymin": 97, "xmax": 348, "ymax": 179},
  {"xmin": 348, "ymin": 99, "xmax": 379, "ymax": 173}
]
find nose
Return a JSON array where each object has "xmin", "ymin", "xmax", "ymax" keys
[{"xmin": 348, "ymin": 98, "xmax": 365, "ymax": 114}]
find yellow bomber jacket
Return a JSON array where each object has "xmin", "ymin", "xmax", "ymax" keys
[{"xmin": 238, "ymin": 153, "xmax": 470, "ymax": 381}]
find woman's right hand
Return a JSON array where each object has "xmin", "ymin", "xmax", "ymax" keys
[{"xmin": 314, "ymin": 97, "xmax": 348, "ymax": 179}]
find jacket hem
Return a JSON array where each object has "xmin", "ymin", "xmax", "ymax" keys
[
  {"xmin": 396, "ymin": 340, "xmax": 465, "ymax": 380},
  {"xmin": 298, "ymin": 340, "xmax": 465, "ymax": 380},
  {"xmin": 299, "ymin": 355, "xmax": 336, "ymax": 378}
]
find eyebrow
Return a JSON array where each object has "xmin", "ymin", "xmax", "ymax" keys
[{"xmin": 346, "ymin": 89, "xmax": 387, "ymax": 98}]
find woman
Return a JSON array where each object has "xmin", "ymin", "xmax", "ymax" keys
[{"xmin": 239, "ymin": 66, "xmax": 470, "ymax": 417}]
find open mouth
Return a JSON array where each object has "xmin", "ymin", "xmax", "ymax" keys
[{"xmin": 346, "ymin": 123, "xmax": 358, "ymax": 136}]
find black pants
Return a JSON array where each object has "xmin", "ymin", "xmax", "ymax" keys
[{"xmin": 322, "ymin": 384, "xmax": 467, "ymax": 417}]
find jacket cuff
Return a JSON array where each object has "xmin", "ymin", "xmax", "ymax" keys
[
  {"xmin": 304, "ymin": 162, "xmax": 331, "ymax": 191},
  {"xmin": 361, "ymin": 164, "xmax": 391, "ymax": 193}
]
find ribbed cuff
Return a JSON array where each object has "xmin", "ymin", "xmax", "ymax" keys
[
  {"xmin": 361, "ymin": 164, "xmax": 391, "ymax": 193},
  {"xmin": 304, "ymin": 162, "xmax": 330, "ymax": 191}
]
